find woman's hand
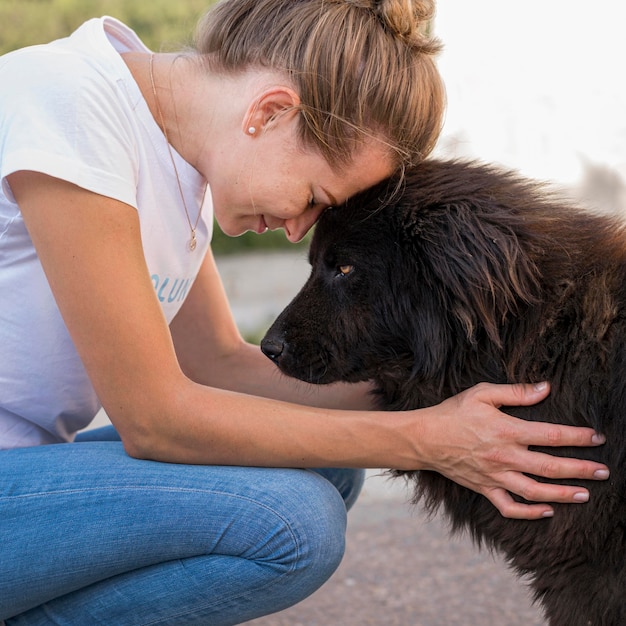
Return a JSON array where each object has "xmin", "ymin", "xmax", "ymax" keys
[{"xmin": 419, "ymin": 381, "xmax": 609, "ymax": 520}]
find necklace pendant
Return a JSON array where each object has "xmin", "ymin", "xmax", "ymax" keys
[{"xmin": 189, "ymin": 231, "xmax": 197, "ymax": 252}]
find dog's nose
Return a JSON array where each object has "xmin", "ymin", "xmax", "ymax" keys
[{"xmin": 260, "ymin": 337, "xmax": 284, "ymax": 361}]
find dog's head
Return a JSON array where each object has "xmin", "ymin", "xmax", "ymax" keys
[
  {"xmin": 261, "ymin": 159, "xmax": 575, "ymax": 394},
  {"xmin": 262, "ymin": 187, "xmax": 419, "ymax": 386}
]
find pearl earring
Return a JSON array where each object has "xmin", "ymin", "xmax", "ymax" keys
[{"xmin": 248, "ymin": 126, "xmax": 256, "ymax": 135}]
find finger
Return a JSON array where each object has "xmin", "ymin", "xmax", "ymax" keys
[
  {"xmin": 472, "ymin": 382, "xmax": 607, "ymax": 447},
  {"xmin": 516, "ymin": 449, "xmax": 610, "ymax": 481},
  {"xmin": 486, "ymin": 488, "xmax": 554, "ymax": 520},
  {"xmin": 516, "ymin": 421, "xmax": 607, "ymax": 448},
  {"xmin": 473, "ymin": 380, "xmax": 551, "ymax": 407},
  {"xmin": 499, "ymin": 471, "xmax": 599, "ymax": 505},
  {"xmin": 490, "ymin": 445, "xmax": 610, "ymax": 482}
]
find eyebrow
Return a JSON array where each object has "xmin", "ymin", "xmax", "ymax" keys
[{"xmin": 321, "ymin": 187, "xmax": 338, "ymax": 206}]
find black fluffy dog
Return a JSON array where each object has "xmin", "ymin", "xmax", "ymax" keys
[{"xmin": 261, "ymin": 159, "xmax": 626, "ymax": 626}]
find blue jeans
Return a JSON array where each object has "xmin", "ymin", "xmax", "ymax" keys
[{"xmin": 0, "ymin": 426, "xmax": 364, "ymax": 625}]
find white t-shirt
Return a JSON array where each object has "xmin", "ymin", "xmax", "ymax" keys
[{"xmin": 0, "ymin": 17, "xmax": 213, "ymax": 448}]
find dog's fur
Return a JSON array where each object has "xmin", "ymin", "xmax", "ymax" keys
[{"xmin": 261, "ymin": 159, "xmax": 626, "ymax": 626}]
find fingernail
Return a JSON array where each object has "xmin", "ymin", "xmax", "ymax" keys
[
  {"xmin": 573, "ymin": 492, "xmax": 589, "ymax": 503},
  {"xmin": 594, "ymin": 469, "xmax": 610, "ymax": 479},
  {"xmin": 533, "ymin": 381, "xmax": 547, "ymax": 392},
  {"xmin": 592, "ymin": 434, "xmax": 606, "ymax": 444},
  {"xmin": 542, "ymin": 509, "xmax": 554, "ymax": 518}
]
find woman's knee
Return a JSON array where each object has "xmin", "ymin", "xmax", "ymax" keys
[
  {"xmin": 275, "ymin": 469, "xmax": 367, "ymax": 604},
  {"xmin": 267, "ymin": 469, "xmax": 349, "ymax": 600},
  {"xmin": 309, "ymin": 467, "xmax": 366, "ymax": 511}
]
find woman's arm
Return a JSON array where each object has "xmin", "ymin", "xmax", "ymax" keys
[{"xmin": 10, "ymin": 170, "xmax": 608, "ymax": 520}]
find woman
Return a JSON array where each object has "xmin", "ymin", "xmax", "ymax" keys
[{"xmin": 0, "ymin": 0, "xmax": 608, "ymax": 623}]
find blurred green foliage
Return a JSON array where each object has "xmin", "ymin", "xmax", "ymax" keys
[
  {"xmin": 1, "ymin": 0, "xmax": 308, "ymax": 255},
  {"xmin": 210, "ymin": 227, "xmax": 310, "ymax": 256},
  {"xmin": 0, "ymin": 0, "xmax": 210, "ymax": 53}
]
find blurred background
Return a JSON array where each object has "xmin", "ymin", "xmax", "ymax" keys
[
  {"xmin": 433, "ymin": 0, "xmax": 626, "ymax": 214},
  {"xmin": 3, "ymin": 1, "xmax": 623, "ymax": 623}
]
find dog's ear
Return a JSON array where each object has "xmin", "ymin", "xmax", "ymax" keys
[
  {"xmin": 400, "ymin": 199, "xmax": 541, "ymax": 350},
  {"xmin": 388, "ymin": 270, "xmax": 453, "ymax": 383}
]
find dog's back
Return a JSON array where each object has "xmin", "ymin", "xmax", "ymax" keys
[{"xmin": 262, "ymin": 159, "xmax": 626, "ymax": 625}]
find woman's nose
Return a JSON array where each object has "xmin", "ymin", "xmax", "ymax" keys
[{"xmin": 284, "ymin": 207, "xmax": 325, "ymax": 242}]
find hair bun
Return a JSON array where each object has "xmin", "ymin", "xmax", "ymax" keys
[{"xmin": 341, "ymin": 0, "xmax": 437, "ymax": 48}]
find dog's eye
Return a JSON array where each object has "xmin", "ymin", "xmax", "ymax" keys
[{"xmin": 337, "ymin": 264, "xmax": 354, "ymax": 276}]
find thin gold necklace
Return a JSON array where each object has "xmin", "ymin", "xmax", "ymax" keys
[{"xmin": 149, "ymin": 54, "xmax": 206, "ymax": 252}]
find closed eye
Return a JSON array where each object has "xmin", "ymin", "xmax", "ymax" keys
[{"xmin": 309, "ymin": 196, "xmax": 334, "ymax": 214}]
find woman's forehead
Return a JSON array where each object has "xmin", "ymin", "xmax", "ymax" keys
[{"xmin": 325, "ymin": 144, "xmax": 394, "ymax": 205}]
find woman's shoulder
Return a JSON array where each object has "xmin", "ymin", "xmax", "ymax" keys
[
  {"xmin": 0, "ymin": 16, "xmax": 150, "ymax": 138},
  {"xmin": 0, "ymin": 17, "xmax": 146, "ymax": 102},
  {"xmin": 0, "ymin": 21, "xmax": 145, "ymax": 210}
]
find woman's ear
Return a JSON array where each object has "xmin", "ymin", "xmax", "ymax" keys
[{"xmin": 243, "ymin": 86, "xmax": 301, "ymax": 136}]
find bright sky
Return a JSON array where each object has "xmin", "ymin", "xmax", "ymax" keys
[{"xmin": 433, "ymin": 1, "xmax": 626, "ymax": 185}]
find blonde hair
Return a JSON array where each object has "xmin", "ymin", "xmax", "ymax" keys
[{"xmin": 195, "ymin": 0, "xmax": 445, "ymax": 170}]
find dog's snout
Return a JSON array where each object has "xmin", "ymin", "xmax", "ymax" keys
[{"xmin": 260, "ymin": 337, "xmax": 285, "ymax": 361}]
